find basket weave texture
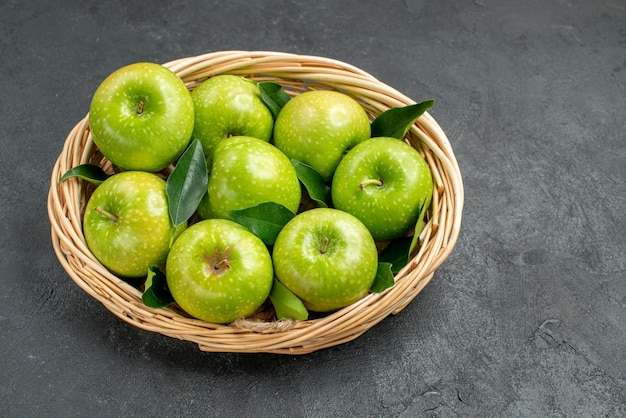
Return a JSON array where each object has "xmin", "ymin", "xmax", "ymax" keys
[{"xmin": 47, "ymin": 50, "xmax": 464, "ymax": 354}]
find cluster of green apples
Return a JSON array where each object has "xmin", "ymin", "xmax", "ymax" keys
[{"xmin": 79, "ymin": 62, "xmax": 433, "ymax": 324}]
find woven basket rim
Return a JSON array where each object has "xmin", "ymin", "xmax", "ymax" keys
[{"xmin": 47, "ymin": 50, "xmax": 464, "ymax": 355}]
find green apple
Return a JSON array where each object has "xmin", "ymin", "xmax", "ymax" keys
[
  {"xmin": 331, "ymin": 136, "xmax": 433, "ymax": 241},
  {"xmin": 197, "ymin": 136, "xmax": 301, "ymax": 220},
  {"xmin": 191, "ymin": 75, "xmax": 274, "ymax": 157},
  {"xmin": 83, "ymin": 171, "xmax": 186, "ymax": 278},
  {"xmin": 89, "ymin": 62, "xmax": 194, "ymax": 172},
  {"xmin": 272, "ymin": 208, "xmax": 378, "ymax": 312},
  {"xmin": 273, "ymin": 90, "xmax": 371, "ymax": 182},
  {"xmin": 165, "ymin": 219, "xmax": 274, "ymax": 324}
]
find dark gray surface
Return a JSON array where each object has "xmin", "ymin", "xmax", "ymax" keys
[{"xmin": 2, "ymin": 0, "xmax": 625, "ymax": 416}]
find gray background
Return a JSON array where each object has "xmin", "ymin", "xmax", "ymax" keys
[{"xmin": 2, "ymin": 0, "xmax": 625, "ymax": 416}]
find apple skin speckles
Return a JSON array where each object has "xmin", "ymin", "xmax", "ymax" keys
[
  {"xmin": 83, "ymin": 171, "xmax": 186, "ymax": 278},
  {"xmin": 273, "ymin": 90, "xmax": 371, "ymax": 183},
  {"xmin": 197, "ymin": 136, "xmax": 301, "ymax": 221},
  {"xmin": 272, "ymin": 208, "xmax": 378, "ymax": 313},
  {"xmin": 331, "ymin": 137, "xmax": 434, "ymax": 241},
  {"xmin": 190, "ymin": 75, "xmax": 274, "ymax": 158},
  {"xmin": 165, "ymin": 219, "xmax": 273, "ymax": 324},
  {"xmin": 89, "ymin": 62, "xmax": 194, "ymax": 173}
]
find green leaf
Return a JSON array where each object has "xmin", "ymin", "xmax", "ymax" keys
[
  {"xmin": 269, "ymin": 278, "xmax": 309, "ymax": 320},
  {"xmin": 58, "ymin": 163, "xmax": 110, "ymax": 185},
  {"xmin": 228, "ymin": 202, "xmax": 296, "ymax": 246},
  {"xmin": 166, "ymin": 138, "xmax": 208, "ymax": 227},
  {"xmin": 142, "ymin": 265, "xmax": 175, "ymax": 308},
  {"xmin": 409, "ymin": 192, "xmax": 432, "ymax": 256},
  {"xmin": 370, "ymin": 99, "xmax": 435, "ymax": 139},
  {"xmin": 371, "ymin": 262, "xmax": 395, "ymax": 293},
  {"xmin": 378, "ymin": 193, "xmax": 432, "ymax": 276},
  {"xmin": 378, "ymin": 237, "xmax": 413, "ymax": 274},
  {"xmin": 259, "ymin": 81, "xmax": 291, "ymax": 118},
  {"xmin": 291, "ymin": 159, "xmax": 331, "ymax": 208}
]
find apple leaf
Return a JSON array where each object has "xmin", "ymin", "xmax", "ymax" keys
[
  {"xmin": 291, "ymin": 159, "xmax": 331, "ymax": 208},
  {"xmin": 166, "ymin": 138, "xmax": 208, "ymax": 227},
  {"xmin": 228, "ymin": 202, "xmax": 295, "ymax": 246},
  {"xmin": 58, "ymin": 163, "xmax": 110, "ymax": 185},
  {"xmin": 409, "ymin": 192, "xmax": 432, "ymax": 256},
  {"xmin": 259, "ymin": 81, "xmax": 291, "ymax": 118},
  {"xmin": 269, "ymin": 278, "xmax": 309, "ymax": 320},
  {"xmin": 378, "ymin": 237, "xmax": 413, "ymax": 274},
  {"xmin": 371, "ymin": 262, "xmax": 395, "ymax": 293},
  {"xmin": 142, "ymin": 265, "xmax": 175, "ymax": 308},
  {"xmin": 370, "ymin": 99, "xmax": 435, "ymax": 139}
]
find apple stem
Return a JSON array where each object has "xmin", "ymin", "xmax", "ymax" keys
[
  {"xmin": 214, "ymin": 259, "xmax": 232, "ymax": 271},
  {"xmin": 136, "ymin": 100, "xmax": 144, "ymax": 115},
  {"xmin": 320, "ymin": 237, "xmax": 330, "ymax": 254},
  {"xmin": 94, "ymin": 207, "xmax": 118, "ymax": 223},
  {"xmin": 359, "ymin": 178, "xmax": 384, "ymax": 190}
]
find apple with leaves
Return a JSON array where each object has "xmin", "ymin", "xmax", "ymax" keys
[
  {"xmin": 89, "ymin": 62, "xmax": 195, "ymax": 172},
  {"xmin": 272, "ymin": 208, "xmax": 378, "ymax": 312},
  {"xmin": 273, "ymin": 90, "xmax": 371, "ymax": 182},
  {"xmin": 191, "ymin": 75, "xmax": 274, "ymax": 157},
  {"xmin": 197, "ymin": 135, "xmax": 301, "ymax": 220},
  {"xmin": 331, "ymin": 136, "xmax": 433, "ymax": 241},
  {"xmin": 83, "ymin": 171, "xmax": 186, "ymax": 278},
  {"xmin": 165, "ymin": 219, "xmax": 274, "ymax": 324}
]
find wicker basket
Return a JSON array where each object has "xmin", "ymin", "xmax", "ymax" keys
[{"xmin": 47, "ymin": 50, "xmax": 464, "ymax": 354}]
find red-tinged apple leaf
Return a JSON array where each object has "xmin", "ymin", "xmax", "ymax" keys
[
  {"xmin": 370, "ymin": 99, "xmax": 435, "ymax": 139},
  {"xmin": 166, "ymin": 138, "xmax": 208, "ymax": 227},
  {"xmin": 291, "ymin": 159, "xmax": 331, "ymax": 208},
  {"xmin": 378, "ymin": 236, "xmax": 413, "ymax": 274},
  {"xmin": 409, "ymin": 192, "xmax": 432, "ymax": 256},
  {"xmin": 229, "ymin": 202, "xmax": 296, "ymax": 246},
  {"xmin": 58, "ymin": 163, "xmax": 110, "ymax": 185},
  {"xmin": 371, "ymin": 262, "xmax": 395, "ymax": 293},
  {"xmin": 142, "ymin": 265, "xmax": 175, "ymax": 308},
  {"xmin": 269, "ymin": 278, "xmax": 309, "ymax": 320},
  {"xmin": 259, "ymin": 81, "xmax": 291, "ymax": 118}
]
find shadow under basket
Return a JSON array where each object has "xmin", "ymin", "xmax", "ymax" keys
[{"xmin": 47, "ymin": 50, "xmax": 464, "ymax": 355}]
